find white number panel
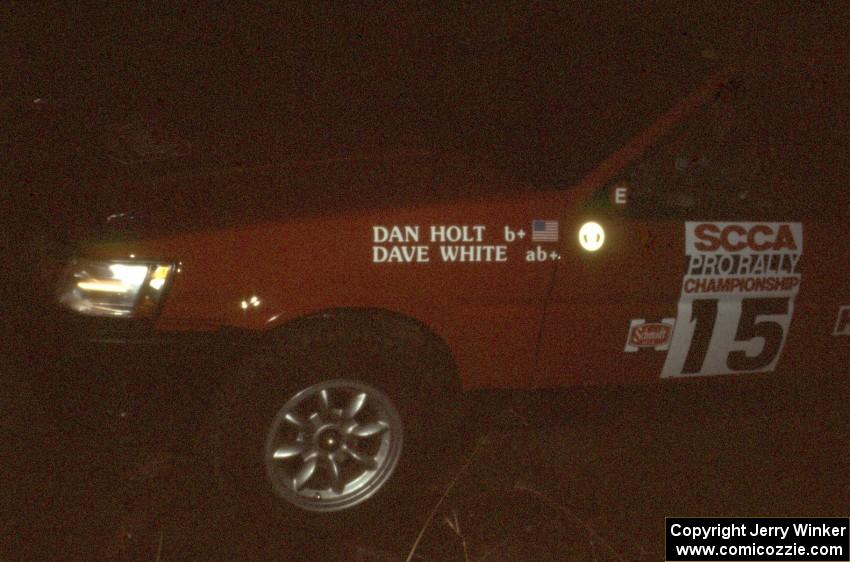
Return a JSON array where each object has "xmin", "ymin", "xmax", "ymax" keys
[{"xmin": 662, "ymin": 222, "xmax": 803, "ymax": 378}]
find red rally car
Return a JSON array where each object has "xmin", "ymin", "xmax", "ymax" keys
[{"xmin": 49, "ymin": 67, "xmax": 848, "ymax": 521}]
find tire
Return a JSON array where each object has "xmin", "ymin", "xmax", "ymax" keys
[{"xmin": 208, "ymin": 320, "xmax": 461, "ymax": 530}]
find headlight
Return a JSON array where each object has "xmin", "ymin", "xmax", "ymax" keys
[{"xmin": 57, "ymin": 259, "xmax": 175, "ymax": 317}]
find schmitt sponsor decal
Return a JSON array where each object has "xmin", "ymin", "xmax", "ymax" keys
[{"xmin": 625, "ymin": 318, "xmax": 674, "ymax": 352}]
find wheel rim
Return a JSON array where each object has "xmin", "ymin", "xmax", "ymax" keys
[{"xmin": 264, "ymin": 379, "xmax": 403, "ymax": 512}]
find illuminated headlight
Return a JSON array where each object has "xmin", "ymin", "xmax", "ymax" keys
[{"xmin": 57, "ymin": 260, "xmax": 175, "ymax": 317}]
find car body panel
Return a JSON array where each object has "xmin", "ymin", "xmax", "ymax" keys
[
  {"xmin": 88, "ymin": 187, "xmax": 566, "ymax": 389},
  {"xmin": 76, "ymin": 67, "xmax": 849, "ymax": 392}
]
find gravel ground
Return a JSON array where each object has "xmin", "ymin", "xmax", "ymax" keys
[{"xmin": 1, "ymin": 353, "xmax": 845, "ymax": 561}]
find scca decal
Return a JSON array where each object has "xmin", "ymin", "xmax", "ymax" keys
[
  {"xmin": 662, "ymin": 222, "xmax": 803, "ymax": 378},
  {"xmin": 692, "ymin": 223, "xmax": 798, "ymax": 252}
]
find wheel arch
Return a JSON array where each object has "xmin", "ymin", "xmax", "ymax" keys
[{"xmin": 258, "ymin": 307, "xmax": 461, "ymax": 391}]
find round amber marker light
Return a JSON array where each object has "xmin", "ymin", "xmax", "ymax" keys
[{"xmin": 579, "ymin": 222, "xmax": 605, "ymax": 251}]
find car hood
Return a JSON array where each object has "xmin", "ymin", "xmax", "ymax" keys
[{"xmin": 93, "ymin": 151, "xmax": 522, "ymax": 241}]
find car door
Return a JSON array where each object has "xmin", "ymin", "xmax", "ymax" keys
[
  {"xmin": 535, "ymin": 76, "xmax": 822, "ymax": 387},
  {"xmin": 534, "ymin": 168, "xmax": 686, "ymax": 387}
]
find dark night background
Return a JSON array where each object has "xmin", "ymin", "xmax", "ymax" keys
[{"xmin": 1, "ymin": 2, "xmax": 847, "ymax": 560}]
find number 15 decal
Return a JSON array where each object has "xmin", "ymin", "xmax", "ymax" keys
[
  {"xmin": 664, "ymin": 222, "xmax": 803, "ymax": 378},
  {"xmin": 662, "ymin": 297, "xmax": 793, "ymax": 377}
]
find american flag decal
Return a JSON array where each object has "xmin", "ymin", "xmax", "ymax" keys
[{"xmin": 532, "ymin": 220, "xmax": 559, "ymax": 242}]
